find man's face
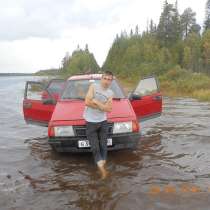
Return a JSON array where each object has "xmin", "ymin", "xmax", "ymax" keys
[{"xmin": 101, "ymin": 74, "xmax": 113, "ymax": 88}]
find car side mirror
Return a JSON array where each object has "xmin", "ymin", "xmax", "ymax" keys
[
  {"xmin": 129, "ymin": 93, "xmax": 142, "ymax": 101},
  {"xmin": 42, "ymin": 98, "xmax": 56, "ymax": 105}
]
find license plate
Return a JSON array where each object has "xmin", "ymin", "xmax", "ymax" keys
[{"xmin": 78, "ymin": 138, "xmax": 112, "ymax": 148}]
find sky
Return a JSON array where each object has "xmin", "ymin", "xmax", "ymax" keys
[{"xmin": 0, "ymin": 0, "xmax": 207, "ymax": 73}]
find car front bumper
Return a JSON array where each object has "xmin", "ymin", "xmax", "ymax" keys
[{"xmin": 48, "ymin": 132, "xmax": 141, "ymax": 153}]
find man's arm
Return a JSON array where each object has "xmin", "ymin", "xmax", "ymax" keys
[
  {"xmin": 93, "ymin": 97, "xmax": 112, "ymax": 112},
  {"xmin": 85, "ymin": 84, "xmax": 99, "ymax": 109}
]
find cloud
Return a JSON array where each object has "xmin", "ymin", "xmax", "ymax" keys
[{"xmin": 0, "ymin": 0, "xmax": 129, "ymax": 41}]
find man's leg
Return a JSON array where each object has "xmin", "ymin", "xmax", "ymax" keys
[
  {"xmin": 98, "ymin": 120, "xmax": 109, "ymax": 162},
  {"xmin": 86, "ymin": 122, "xmax": 102, "ymax": 164}
]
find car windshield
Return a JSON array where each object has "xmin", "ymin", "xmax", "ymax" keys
[{"xmin": 61, "ymin": 79, "xmax": 125, "ymax": 100}]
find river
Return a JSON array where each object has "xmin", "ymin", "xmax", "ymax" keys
[{"xmin": 0, "ymin": 76, "xmax": 210, "ymax": 210}]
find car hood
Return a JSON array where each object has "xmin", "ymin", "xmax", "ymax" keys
[{"xmin": 51, "ymin": 99, "xmax": 135, "ymax": 122}]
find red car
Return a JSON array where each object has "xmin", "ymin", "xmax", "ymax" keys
[{"xmin": 23, "ymin": 74, "xmax": 162, "ymax": 152}]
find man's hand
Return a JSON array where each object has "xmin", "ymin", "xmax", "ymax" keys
[
  {"xmin": 92, "ymin": 97, "xmax": 112, "ymax": 112},
  {"xmin": 105, "ymin": 97, "xmax": 112, "ymax": 112}
]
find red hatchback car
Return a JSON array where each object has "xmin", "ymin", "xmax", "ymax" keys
[{"xmin": 23, "ymin": 74, "xmax": 162, "ymax": 152}]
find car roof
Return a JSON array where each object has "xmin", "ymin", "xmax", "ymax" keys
[{"xmin": 68, "ymin": 73, "xmax": 115, "ymax": 80}]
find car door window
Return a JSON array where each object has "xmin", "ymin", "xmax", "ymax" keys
[
  {"xmin": 25, "ymin": 82, "xmax": 44, "ymax": 100},
  {"xmin": 46, "ymin": 80, "xmax": 65, "ymax": 95},
  {"xmin": 134, "ymin": 77, "xmax": 159, "ymax": 96}
]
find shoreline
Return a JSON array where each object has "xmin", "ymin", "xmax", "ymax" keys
[{"xmin": 0, "ymin": 73, "xmax": 34, "ymax": 77}]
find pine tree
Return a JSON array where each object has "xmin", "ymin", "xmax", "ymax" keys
[
  {"xmin": 202, "ymin": 30, "xmax": 210, "ymax": 73},
  {"xmin": 149, "ymin": 19, "xmax": 157, "ymax": 35},
  {"xmin": 172, "ymin": 0, "xmax": 182, "ymax": 42},
  {"xmin": 61, "ymin": 52, "xmax": 70, "ymax": 70},
  {"xmin": 157, "ymin": 0, "xmax": 181, "ymax": 46},
  {"xmin": 130, "ymin": 29, "xmax": 134, "ymax": 37},
  {"xmin": 183, "ymin": 33, "xmax": 202, "ymax": 72},
  {"xmin": 204, "ymin": 0, "xmax": 210, "ymax": 31},
  {"xmin": 181, "ymin": 8, "xmax": 196, "ymax": 39},
  {"xmin": 135, "ymin": 25, "xmax": 139, "ymax": 35},
  {"xmin": 85, "ymin": 44, "xmax": 89, "ymax": 52}
]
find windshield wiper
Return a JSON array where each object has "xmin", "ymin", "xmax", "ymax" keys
[{"xmin": 112, "ymin": 97, "xmax": 123, "ymax": 100}]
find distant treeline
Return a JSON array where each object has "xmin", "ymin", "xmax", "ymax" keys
[
  {"xmin": 35, "ymin": 69, "xmax": 60, "ymax": 76},
  {"xmin": 0, "ymin": 73, "xmax": 33, "ymax": 76}
]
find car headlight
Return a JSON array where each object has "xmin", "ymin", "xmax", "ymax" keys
[
  {"xmin": 113, "ymin": 121, "xmax": 132, "ymax": 134},
  {"xmin": 54, "ymin": 126, "xmax": 75, "ymax": 137}
]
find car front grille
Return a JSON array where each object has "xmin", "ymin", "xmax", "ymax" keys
[{"xmin": 73, "ymin": 123, "xmax": 113, "ymax": 137}]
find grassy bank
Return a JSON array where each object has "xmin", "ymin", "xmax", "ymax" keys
[
  {"xmin": 159, "ymin": 66, "xmax": 210, "ymax": 101},
  {"xmin": 117, "ymin": 66, "xmax": 210, "ymax": 102}
]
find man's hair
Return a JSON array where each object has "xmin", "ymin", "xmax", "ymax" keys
[{"xmin": 103, "ymin": 70, "xmax": 113, "ymax": 77}]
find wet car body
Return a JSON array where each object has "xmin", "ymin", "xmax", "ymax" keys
[{"xmin": 23, "ymin": 74, "xmax": 162, "ymax": 152}]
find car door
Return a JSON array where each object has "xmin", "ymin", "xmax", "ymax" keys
[
  {"xmin": 23, "ymin": 81, "xmax": 57, "ymax": 127},
  {"xmin": 42, "ymin": 79, "xmax": 66, "ymax": 101},
  {"xmin": 129, "ymin": 76, "xmax": 162, "ymax": 122}
]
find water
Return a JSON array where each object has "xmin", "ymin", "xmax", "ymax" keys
[{"xmin": 0, "ymin": 76, "xmax": 210, "ymax": 210}]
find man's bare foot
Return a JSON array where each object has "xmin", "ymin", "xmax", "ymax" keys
[
  {"xmin": 97, "ymin": 160, "xmax": 108, "ymax": 179},
  {"xmin": 102, "ymin": 160, "xmax": 106, "ymax": 166},
  {"xmin": 99, "ymin": 165, "xmax": 108, "ymax": 179}
]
